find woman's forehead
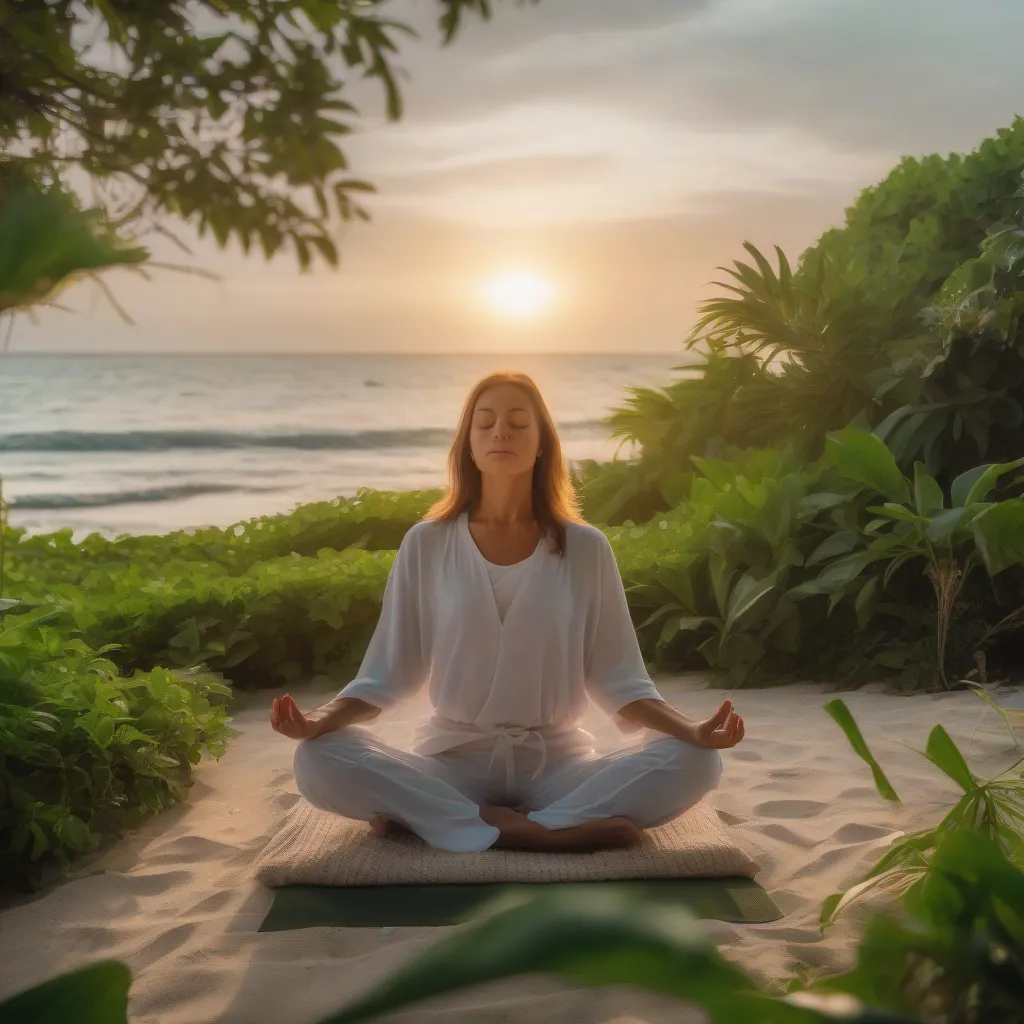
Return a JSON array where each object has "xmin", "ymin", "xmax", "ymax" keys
[{"xmin": 473, "ymin": 385, "xmax": 533, "ymax": 412}]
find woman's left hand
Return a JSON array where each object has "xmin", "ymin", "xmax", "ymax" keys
[{"xmin": 693, "ymin": 700, "xmax": 745, "ymax": 749}]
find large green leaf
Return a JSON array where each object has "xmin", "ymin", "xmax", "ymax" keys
[
  {"xmin": 313, "ymin": 890, "xmax": 824, "ymax": 1024},
  {"xmin": 0, "ymin": 960, "xmax": 130, "ymax": 1023},
  {"xmin": 824, "ymin": 700, "xmax": 901, "ymax": 802},
  {"xmin": 825, "ymin": 429, "xmax": 910, "ymax": 504}
]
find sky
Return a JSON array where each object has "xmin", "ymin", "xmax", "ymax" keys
[{"xmin": 15, "ymin": 0, "xmax": 1024, "ymax": 354}]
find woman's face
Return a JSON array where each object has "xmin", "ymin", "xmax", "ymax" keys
[{"xmin": 468, "ymin": 384, "xmax": 542, "ymax": 478}]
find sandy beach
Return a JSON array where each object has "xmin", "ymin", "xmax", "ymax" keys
[{"xmin": 0, "ymin": 679, "xmax": 1018, "ymax": 1024}]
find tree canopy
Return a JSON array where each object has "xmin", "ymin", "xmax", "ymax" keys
[{"xmin": 0, "ymin": 1, "xmax": 529, "ymax": 268}]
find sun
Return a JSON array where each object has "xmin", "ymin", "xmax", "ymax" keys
[{"xmin": 482, "ymin": 271, "xmax": 554, "ymax": 319}]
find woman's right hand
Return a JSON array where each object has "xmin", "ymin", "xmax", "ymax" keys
[{"xmin": 271, "ymin": 694, "xmax": 321, "ymax": 741}]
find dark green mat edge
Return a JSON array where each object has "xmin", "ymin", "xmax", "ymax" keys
[{"xmin": 258, "ymin": 878, "xmax": 782, "ymax": 931}]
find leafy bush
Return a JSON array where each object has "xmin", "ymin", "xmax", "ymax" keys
[
  {"xmin": 0, "ymin": 611, "xmax": 236, "ymax": 892},
  {"xmin": 793, "ymin": 431, "xmax": 1024, "ymax": 687},
  {"xmin": 584, "ymin": 121, "xmax": 1024, "ymax": 536},
  {"xmin": 2, "ymin": 488, "xmax": 436, "ymax": 599}
]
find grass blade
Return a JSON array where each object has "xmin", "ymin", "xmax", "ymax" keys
[{"xmin": 824, "ymin": 700, "xmax": 901, "ymax": 802}]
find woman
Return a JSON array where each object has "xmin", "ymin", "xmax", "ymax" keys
[{"xmin": 271, "ymin": 371, "xmax": 745, "ymax": 854}]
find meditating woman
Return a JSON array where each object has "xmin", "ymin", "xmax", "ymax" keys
[{"xmin": 270, "ymin": 371, "xmax": 745, "ymax": 854}]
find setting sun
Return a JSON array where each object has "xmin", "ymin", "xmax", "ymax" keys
[{"xmin": 482, "ymin": 271, "xmax": 554, "ymax": 319}]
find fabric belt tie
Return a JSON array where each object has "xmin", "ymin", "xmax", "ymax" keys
[{"xmin": 486, "ymin": 726, "xmax": 548, "ymax": 791}]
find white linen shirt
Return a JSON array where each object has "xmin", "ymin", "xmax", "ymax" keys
[{"xmin": 336, "ymin": 512, "xmax": 667, "ymax": 789}]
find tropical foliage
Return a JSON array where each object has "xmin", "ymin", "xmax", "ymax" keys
[
  {"xmin": 0, "ymin": 610, "xmax": 236, "ymax": 892},
  {"xmin": 581, "ymin": 118, "xmax": 1024, "ymax": 527},
  {"xmin": 576, "ymin": 118, "xmax": 1024, "ymax": 692},
  {"xmin": 0, "ymin": 0, "xmax": 533, "ymax": 269}
]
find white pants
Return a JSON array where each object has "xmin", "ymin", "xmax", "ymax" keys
[{"xmin": 293, "ymin": 726, "xmax": 723, "ymax": 853}]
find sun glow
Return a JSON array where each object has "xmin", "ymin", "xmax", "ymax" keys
[{"xmin": 482, "ymin": 271, "xmax": 555, "ymax": 319}]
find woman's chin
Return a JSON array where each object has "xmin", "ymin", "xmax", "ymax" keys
[{"xmin": 480, "ymin": 455, "xmax": 531, "ymax": 475}]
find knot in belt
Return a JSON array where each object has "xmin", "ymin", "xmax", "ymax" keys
[{"xmin": 486, "ymin": 725, "xmax": 548, "ymax": 791}]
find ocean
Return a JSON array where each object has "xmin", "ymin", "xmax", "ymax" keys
[{"xmin": 0, "ymin": 353, "xmax": 687, "ymax": 540}]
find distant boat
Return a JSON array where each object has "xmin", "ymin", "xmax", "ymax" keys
[{"xmin": 364, "ymin": 379, "xmax": 384, "ymax": 388}]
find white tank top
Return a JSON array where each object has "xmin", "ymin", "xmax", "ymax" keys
[{"xmin": 484, "ymin": 556, "xmax": 535, "ymax": 622}]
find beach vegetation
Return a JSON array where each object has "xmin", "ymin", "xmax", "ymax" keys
[{"xmin": 821, "ymin": 695, "xmax": 1024, "ymax": 926}]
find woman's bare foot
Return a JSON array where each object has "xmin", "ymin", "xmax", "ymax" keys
[
  {"xmin": 369, "ymin": 814, "xmax": 413, "ymax": 839},
  {"xmin": 480, "ymin": 806, "xmax": 643, "ymax": 852}
]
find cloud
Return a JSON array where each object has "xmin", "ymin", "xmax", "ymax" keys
[
  {"xmin": 370, "ymin": 0, "xmax": 1024, "ymax": 154},
  {"xmin": 17, "ymin": 0, "xmax": 1024, "ymax": 352},
  {"xmin": 350, "ymin": 99, "xmax": 894, "ymax": 226}
]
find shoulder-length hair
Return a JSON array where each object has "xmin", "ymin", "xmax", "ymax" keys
[{"xmin": 423, "ymin": 370, "xmax": 585, "ymax": 555}]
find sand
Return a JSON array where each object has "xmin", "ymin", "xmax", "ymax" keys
[{"xmin": 1, "ymin": 678, "xmax": 1020, "ymax": 1024}]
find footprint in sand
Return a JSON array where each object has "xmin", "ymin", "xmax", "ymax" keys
[
  {"xmin": 730, "ymin": 748, "xmax": 764, "ymax": 762},
  {"xmin": 831, "ymin": 822, "xmax": 896, "ymax": 844},
  {"xmin": 753, "ymin": 799, "xmax": 829, "ymax": 818},
  {"xmin": 754, "ymin": 823, "xmax": 820, "ymax": 849},
  {"xmin": 130, "ymin": 921, "xmax": 200, "ymax": 973}
]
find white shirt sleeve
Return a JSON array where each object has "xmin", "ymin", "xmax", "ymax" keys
[
  {"xmin": 584, "ymin": 531, "xmax": 665, "ymax": 731},
  {"xmin": 336, "ymin": 528, "xmax": 429, "ymax": 711}
]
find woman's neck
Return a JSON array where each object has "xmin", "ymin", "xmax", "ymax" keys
[{"xmin": 472, "ymin": 473, "xmax": 535, "ymax": 524}]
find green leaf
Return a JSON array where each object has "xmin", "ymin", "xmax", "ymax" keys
[
  {"xmin": 799, "ymin": 491, "xmax": 855, "ymax": 515},
  {"xmin": 854, "ymin": 576, "xmax": 878, "ymax": 629},
  {"xmin": 924, "ymin": 507, "xmax": 971, "ymax": 545},
  {"xmin": 723, "ymin": 572, "xmax": 777, "ymax": 633},
  {"xmin": 912, "ymin": 462, "xmax": 943, "ymax": 516},
  {"xmin": 921, "ymin": 725, "xmax": 976, "ymax": 794},
  {"xmin": 313, "ymin": 891, "xmax": 786, "ymax": 1024},
  {"xmin": 0, "ymin": 960, "xmax": 130, "ymax": 1023},
  {"xmin": 813, "ymin": 551, "xmax": 879, "ymax": 591},
  {"xmin": 950, "ymin": 457, "xmax": 1024, "ymax": 508},
  {"xmin": 93, "ymin": 716, "xmax": 115, "ymax": 749},
  {"xmin": 708, "ymin": 554, "xmax": 736, "ymax": 621},
  {"xmin": 868, "ymin": 503, "xmax": 925, "ymax": 526},
  {"xmin": 825, "ymin": 428, "xmax": 910, "ymax": 503},
  {"xmin": 56, "ymin": 813, "xmax": 93, "ymax": 853},
  {"xmin": 659, "ymin": 615, "xmax": 712, "ymax": 645},
  {"xmin": 972, "ymin": 500, "xmax": 1024, "ymax": 574},
  {"xmin": 823, "ymin": 699, "xmax": 901, "ymax": 802},
  {"xmin": 806, "ymin": 532, "xmax": 860, "ymax": 567}
]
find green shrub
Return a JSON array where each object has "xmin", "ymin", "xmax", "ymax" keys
[{"xmin": 0, "ymin": 612, "xmax": 236, "ymax": 892}]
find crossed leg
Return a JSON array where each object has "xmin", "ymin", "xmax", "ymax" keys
[{"xmin": 293, "ymin": 727, "xmax": 721, "ymax": 854}]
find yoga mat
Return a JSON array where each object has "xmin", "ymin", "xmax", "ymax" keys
[{"xmin": 258, "ymin": 877, "xmax": 782, "ymax": 931}]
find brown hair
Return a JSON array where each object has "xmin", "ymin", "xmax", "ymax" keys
[{"xmin": 423, "ymin": 370, "xmax": 584, "ymax": 555}]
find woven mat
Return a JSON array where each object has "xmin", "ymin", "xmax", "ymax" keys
[{"xmin": 252, "ymin": 797, "xmax": 760, "ymax": 887}]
